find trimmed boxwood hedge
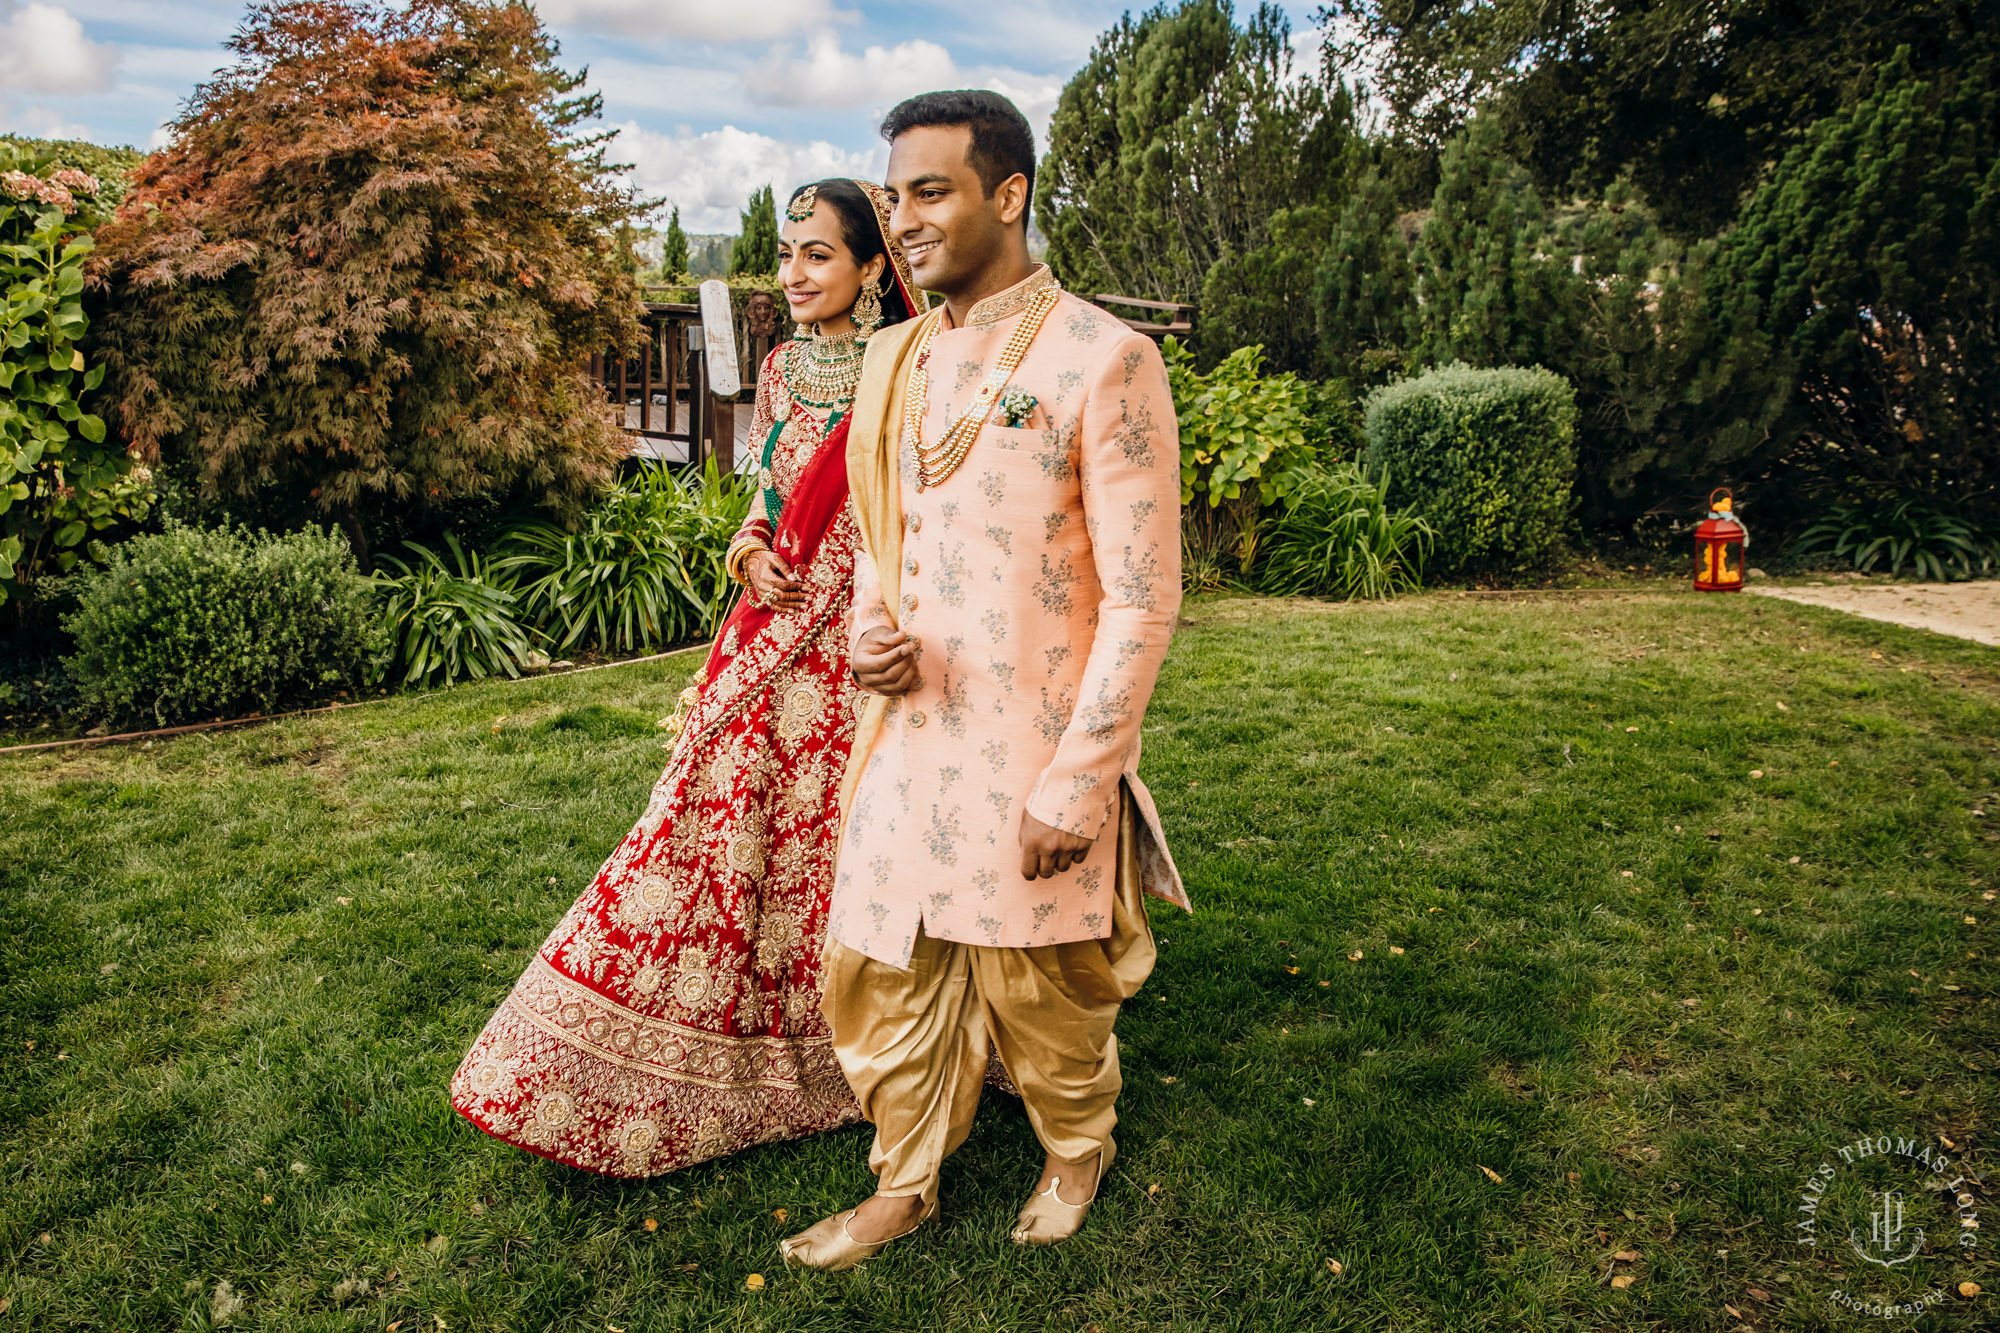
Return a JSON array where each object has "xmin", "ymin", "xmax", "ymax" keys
[
  {"xmin": 1364, "ymin": 363, "xmax": 1578, "ymax": 578},
  {"xmin": 61, "ymin": 522, "xmax": 380, "ymax": 725}
]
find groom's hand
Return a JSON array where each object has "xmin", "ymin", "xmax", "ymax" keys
[
  {"xmin": 1020, "ymin": 811, "xmax": 1092, "ymax": 880},
  {"xmin": 851, "ymin": 625, "xmax": 919, "ymax": 696}
]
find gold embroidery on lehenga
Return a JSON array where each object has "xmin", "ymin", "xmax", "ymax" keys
[{"xmin": 778, "ymin": 680, "xmax": 822, "ymax": 741}]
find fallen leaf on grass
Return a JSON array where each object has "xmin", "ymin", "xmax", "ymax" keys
[
  {"xmin": 772, "ymin": 1208, "xmax": 788, "ymax": 1222},
  {"xmin": 388, "ymin": 1324, "xmax": 402, "ymax": 1332},
  {"xmin": 1325, "ymin": 1258, "xmax": 1344, "ymax": 1276},
  {"xmin": 1942, "ymin": 1135, "xmax": 1958, "ymax": 1150},
  {"xmin": 1612, "ymin": 1249, "xmax": 1639, "ymax": 1262},
  {"xmin": 1960, "ymin": 1281, "xmax": 1982, "ymax": 1297},
  {"xmin": 1680, "ymin": 998, "xmax": 1699, "ymax": 1007},
  {"xmin": 1626, "ymin": 726, "xmax": 1639, "ymax": 733},
  {"xmin": 1620, "ymin": 870, "xmax": 1634, "ymax": 878},
  {"xmin": 1724, "ymin": 1304, "xmax": 1743, "ymax": 1319},
  {"xmin": 1283, "ymin": 965, "xmax": 1301, "ymax": 975},
  {"xmin": 1147, "ymin": 1183, "xmax": 1161, "ymax": 1198},
  {"xmin": 1747, "ymin": 1286, "xmax": 1771, "ymax": 1301},
  {"xmin": 643, "ymin": 1218, "xmax": 657, "ymax": 1232},
  {"xmin": 425, "ymin": 1234, "xmax": 446, "ymax": 1254},
  {"xmin": 1775, "ymin": 701, "xmax": 1789, "ymax": 711},
  {"xmin": 99, "ymin": 963, "xmax": 116, "ymax": 974},
  {"xmin": 678, "ymin": 1262, "xmax": 698, "ymax": 1272},
  {"xmin": 1478, "ymin": 1165, "xmax": 1503, "ymax": 1184},
  {"xmin": 1347, "ymin": 950, "xmax": 1363, "ymax": 961},
  {"xmin": 1749, "ymin": 770, "xmax": 1764, "ymax": 779},
  {"xmin": 1389, "ymin": 946, "xmax": 1405, "ymax": 955},
  {"xmin": 1303, "ymin": 1098, "xmax": 1317, "ymax": 1107},
  {"xmin": 1566, "ymin": 1172, "xmax": 1579, "ymax": 1183},
  {"xmin": 336, "ymin": 896, "xmax": 353, "ymax": 906},
  {"xmin": 745, "ymin": 1273, "xmax": 765, "ymax": 1291},
  {"xmin": 1610, "ymin": 1274, "xmax": 1636, "ymax": 1289},
  {"xmin": 608, "ymin": 1325, "xmax": 625, "ymax": 1332},
  {"xmin": 1159, "ymin": 1075, "xmax": 1177, "ymax": 1084}
]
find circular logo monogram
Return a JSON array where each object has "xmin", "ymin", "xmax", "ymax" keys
[{"xmin": 1792, "ymin": 1130, "xmax": 1983, "ymax": 1319}]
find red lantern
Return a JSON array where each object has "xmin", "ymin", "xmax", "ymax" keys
[{"xmin": 1694, "ymin": 487, "xmax": 1747, "ymax": 592}]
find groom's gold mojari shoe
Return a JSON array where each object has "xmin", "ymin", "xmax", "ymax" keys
[
  {"xmin": 1011, "ymin": 1136, "xmax": 1116, "ymax": 1246},
  {"xmin": 778, "ymin": 1198, "xmax": 937, "ymax": 1272}
]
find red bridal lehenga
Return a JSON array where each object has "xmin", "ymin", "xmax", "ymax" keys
[{"xmin": 450, "ymin": 187, "xmax": 920, "ymax": 1174}]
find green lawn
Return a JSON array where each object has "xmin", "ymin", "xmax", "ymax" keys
[{"xmin": 3, "ymin": 593, "xmax": 1995, "ymax": 1330}]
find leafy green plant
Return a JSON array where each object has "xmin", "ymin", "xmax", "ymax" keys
[
  {"xmin": 373, "ymin": 534, "xmax": 534, "ymax": 687},
  {"xmin": 1165, "ymin": 337, "xmax": 1321, "ymax": 584},
  {"xmin": 1, "ymin": 143, "xmax": 154, "ymax": 613},
  {"xmin": 1790, "ymin": 497, "xmax": 1997, "ymax": 582},
  {"xmin": 61, "ymin": 522, "xmax": 379, "ymax": 725},
  {"xmin": 1365, "ymin": 362, "xmax": 1578, "ymax": 579},
  {"xmin": 1259, "ymin": 461, "xmax": 1433, "ymax": 599},
  {"xmin": 503, "ymin": 459, "xmax": 750, "ymax": 653}
]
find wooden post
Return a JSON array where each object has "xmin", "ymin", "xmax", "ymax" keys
[{"xmin": 713, "ymin": 398, "xmax": 736, "ymax": 476}]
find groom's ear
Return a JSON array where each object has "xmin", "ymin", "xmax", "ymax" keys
[{"xmin": 993, "ymin": 172, "xmax": 1029, "ymax": 228}]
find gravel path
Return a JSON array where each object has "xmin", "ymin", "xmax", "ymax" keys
[{"xmin": 1751, "ymin": 579, "xmax": 2000, "ymax": 646}]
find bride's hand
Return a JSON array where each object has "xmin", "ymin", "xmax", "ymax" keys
[{"xmin": 746, "ymin": 550, "xmax": 807, "ymax": 611}]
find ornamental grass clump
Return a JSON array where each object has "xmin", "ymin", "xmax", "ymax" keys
[
  {"xmin": 61, "ymin": 522, "xmax": 380, "ymax": 725},
  {"xmin": 1364, "ymin": 364, "xmax": 1578, "ymax": 579}
]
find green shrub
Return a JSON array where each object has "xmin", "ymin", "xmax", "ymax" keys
[
  {"xmin": 1164, "ymin": 337, "xmax": 1320, "ymax": 587},
  {"xmin": 1790, "ymin": 496, "xmax": 1998, "ymax": 582},
  {"xmin": 1364, "ymin": 364, "xmax": 1578, "ymax": 578},
  {"xmin": 61, "ymin": 523, "xmax": 378, "ymax": 725},
  {"xmin": 372, "ymin": 534, "xmax": 535, "ymax": 687},
  {"xmin": 2, "ymin": 140, "xmax": 155, "ymax": 616},
  {"xmin": 1259, "ymin": 461, "xmax": 1433, "ymax": 600},
  {"xmin": 502, "ymin": 459, "xmax": 750, "ymax": 653}
]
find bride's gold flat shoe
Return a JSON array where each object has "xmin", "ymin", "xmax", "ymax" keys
[
  {"xmin": 1011, "ymin": 1136, "xmax": 1116, "ymax": 1246},
  {"xmin": 778, "ymin": 1198, "xmax": 937, "ymax": 1272}
]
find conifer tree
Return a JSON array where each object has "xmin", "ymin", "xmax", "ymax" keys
[
  {"xmin": 661, "ymin": 206, "xmax": 689, "ymax": 279},
  {"xmin": 1315, "ymin": 167, "xmax": 1417, "ymax": 387},
  {"xmin": 728, "ymin": 185, "xmax": 778, "ymax": 276},
  {"xmin": 89, "ymin": 0, "xmax": 645, "ymax": 564}
]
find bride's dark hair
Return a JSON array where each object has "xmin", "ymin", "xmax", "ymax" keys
[{"xmin": 787, "ymin": 179, "xmax": 914, "ymax": 329}]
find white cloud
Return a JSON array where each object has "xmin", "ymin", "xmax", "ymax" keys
[
  {"xmin": 616, "ymin": 120, "xmax": 882, "ymax": 231},
  {"xmin": 0, "ymin": 101, "xmax": 95, "ymax": 140},
  {"xmin": 0, "ymin": 2, "xmax": 117, "ymax": 95},
  {"xmin": 532, "ymin": 0, "xmax": 846, "ymax": 44},
  {"xmin": 743, "ymin": 32, "xmax": 957, "ymax": 109}
]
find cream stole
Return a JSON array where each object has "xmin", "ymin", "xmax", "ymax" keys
[{"xmin": 835, "ymin": 306, "xmax": 943, "ymax": 830}]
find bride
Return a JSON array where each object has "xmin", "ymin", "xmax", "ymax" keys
[{"xmin": 451, "ymin": 180, "xmax": 922, "ymax": 1174}]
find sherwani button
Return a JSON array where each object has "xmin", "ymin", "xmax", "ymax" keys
[
  {"xmin": 906, "ymin": 513, "xmax": 922, "ymax": 533},
  {"xmin": 908, "ymin": 710, "xmax": 927, "ymax": 728},
  {"xmin": 904, "ymin": 557, "xmax": 919, "ymax": 575},
  {"xmin": 901, "ymin": 594, "xmax": 918, "ymax": 615}
]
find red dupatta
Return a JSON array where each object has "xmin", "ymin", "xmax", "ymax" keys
[{"xmin": 666, "ymin": 414, "xmax": 858, "ymax": 759}]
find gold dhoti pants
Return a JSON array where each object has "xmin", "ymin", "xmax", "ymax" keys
[{"xmin": 821, "ymin": 782, "xmax": 1157, "ymax": 1204}]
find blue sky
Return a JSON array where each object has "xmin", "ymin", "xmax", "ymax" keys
[{"xmin": 0, "ymin": 0, "xmax": 1334, "ymax": 230}]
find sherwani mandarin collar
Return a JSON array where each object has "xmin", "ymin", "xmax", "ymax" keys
[
  {"xmin": 830, "ymin": 283, "xmax": 1189, "ymax": 967},
  {"xmin": 943, "ymin": 263, "xmax": 1061, "ymax": 330}
]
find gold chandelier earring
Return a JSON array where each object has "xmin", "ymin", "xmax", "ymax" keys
[{"xmin": 852, "ymin": 277, "xmax": 884, "ymax": 340}]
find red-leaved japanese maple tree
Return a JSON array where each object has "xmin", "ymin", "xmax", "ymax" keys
[{"xmin": 91, "ymin": 0, "xmax": 647, "ymax": 562}]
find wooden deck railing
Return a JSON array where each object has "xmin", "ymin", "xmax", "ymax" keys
[{"xmin": 1091, "ymin": 293, "xmax": 1196, "ymax": 341}]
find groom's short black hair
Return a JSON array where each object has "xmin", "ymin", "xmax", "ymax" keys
[{"xmin": 880, "ymin": 90, "xmax": 1035, "ymax": 217}]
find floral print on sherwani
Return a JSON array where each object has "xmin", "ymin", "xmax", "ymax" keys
[
  {"xmin": 830, "ymin": 271, "xmax": 1189, "ymax": 968},
  {"xmin": 450, "ymin": 347, "xmax": 868, "ymax": 1177}
]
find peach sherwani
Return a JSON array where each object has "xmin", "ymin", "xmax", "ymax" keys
[{"xmin": 829, "ymin": 267, "xmax": 1189, "ymax": 969}]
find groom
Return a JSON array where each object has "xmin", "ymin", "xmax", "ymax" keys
[{"xmin": 781, "ymin": 90, "xmax": 1188, "ymax": 1269}]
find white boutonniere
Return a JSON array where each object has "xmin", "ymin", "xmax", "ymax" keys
[{"xmin": 998, "ymin": 387, "xmax": 1038, "ymax": 428}]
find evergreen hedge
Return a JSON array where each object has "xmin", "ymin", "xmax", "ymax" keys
[
  {"xmin": 61, "ymin": 523, "xmax": 380, "ymax": 725},
  {"xmin": 1365, "ymin": 365, "xmax": 1578, "ymax": 578}
]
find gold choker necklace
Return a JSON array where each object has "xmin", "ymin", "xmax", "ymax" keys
[{"xmin": 782, "ymin": 329, "xmax": 865, "ymax": 413}]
